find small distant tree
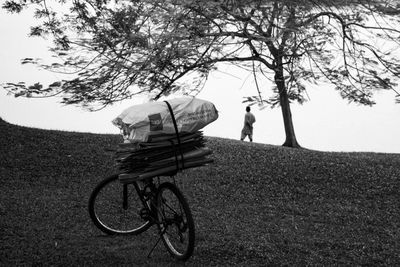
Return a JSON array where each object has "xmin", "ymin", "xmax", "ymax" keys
[{"xmin": 2, "ymin": 0, "xmax": 400, "ymax": 147}]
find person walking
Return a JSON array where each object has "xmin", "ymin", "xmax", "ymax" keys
[{"xmin": 240, "ymin": 106, "xmax": 256, "ymax": 142}]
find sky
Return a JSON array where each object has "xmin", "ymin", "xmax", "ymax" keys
[{"xmin": 1, "ymin": 7, "xmax": 399, "ymax": 154}]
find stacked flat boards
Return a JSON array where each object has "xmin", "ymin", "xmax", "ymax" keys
[{"xmin": 112, "ymin": 98, "xmax": 218, "ymax": 183}]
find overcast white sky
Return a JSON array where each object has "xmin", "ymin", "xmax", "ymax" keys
[{"xmin": 1, "ymin": 8, "xmax": 399, "ymax": 153}]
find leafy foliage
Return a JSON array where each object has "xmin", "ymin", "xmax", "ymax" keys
[{"xmin": 2, "ymin": 0, "xmax": 400, "ymax": 108}]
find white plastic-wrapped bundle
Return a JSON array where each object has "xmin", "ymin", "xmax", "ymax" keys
[{"xmin": 112, "ymin": 97, "xmax": 218, "ymax": 142}]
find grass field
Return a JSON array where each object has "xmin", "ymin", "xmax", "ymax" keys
[{"xmin": 1, "ymin": 117, "xmax": 399, "ymax": 266}]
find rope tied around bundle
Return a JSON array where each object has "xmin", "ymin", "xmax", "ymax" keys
[{"xmin": 164, "ymin": 101, "xmax": 185, "ymax": 171}]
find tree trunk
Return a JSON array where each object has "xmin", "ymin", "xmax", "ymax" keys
[{"xmin": 274, "ymin": 65, "xmax": 301, "ymax": 148}]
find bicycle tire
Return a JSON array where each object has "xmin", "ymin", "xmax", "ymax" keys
[
  {"xmin": 88, "ymin": 174, "xmax": 152, "ymax": 235},
  {"xmin": 156, "ymin": 182, "xmax": 195, "ymax": 261}
]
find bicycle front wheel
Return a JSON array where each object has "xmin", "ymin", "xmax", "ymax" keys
[
  {"xmin": 156, "ymin": 182, "xmax": 195, "ymax": 261},
  {"xmin": 88, "ymin": 174, "xmax": 152, "ymax": 235}
]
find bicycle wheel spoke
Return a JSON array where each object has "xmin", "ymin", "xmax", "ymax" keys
[{"xmin": 161, "ymin": 197, "xmax": 183, "ymax": 218}]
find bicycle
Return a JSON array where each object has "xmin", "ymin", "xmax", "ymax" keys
[
  {"xmin": 88, "ymin": 174, "xmax": 195, "ymax": 261},
  {"xmin": 88, "ymin": 100, "xmax": 215, "ymax": 261}
]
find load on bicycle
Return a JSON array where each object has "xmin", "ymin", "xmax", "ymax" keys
[
  {"xmin": 112, "ymin": 97, "xmax": 218, "ymax": 182},
  {"xmin": 88, "ymin": 97, "xmax": 218, "ymax": 261}
]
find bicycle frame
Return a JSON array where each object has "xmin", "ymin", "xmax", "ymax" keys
[{"xmin": 122, "ymin": 179, "xmax": 159, "ymax": 223}]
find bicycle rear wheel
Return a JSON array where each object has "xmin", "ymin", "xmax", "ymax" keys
[
  {"xmin": 156, "ymin": 182, "xmax": 195, "ymax": 261},
  {"xmin": 88, "ymin": 174, "xmax": 152, "ymax": 235}
]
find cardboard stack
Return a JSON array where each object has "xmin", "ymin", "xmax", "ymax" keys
[
  {"xmin": 112, "ymin": 97, "xmax": 218, "ymax": 183},
  {"xmin": 116, "ymin": 131, "xmax": 212, "ymax": 183}
]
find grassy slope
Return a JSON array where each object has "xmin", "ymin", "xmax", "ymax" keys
[{"xmin": 0, "ymin": 118, "xmax": 399, "ymax": 266}]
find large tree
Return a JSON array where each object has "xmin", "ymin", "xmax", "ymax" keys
[{"xmin": 2, "ymin": 0, "xmax": 400, "ymax": 147}]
